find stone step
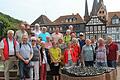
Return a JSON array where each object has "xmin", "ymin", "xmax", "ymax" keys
[
  {"xmin": 0, "ymin": 69, "xmax": 17, "ymax": 77},
  {"xmin": 0, "ymin": 77, "xmax": 18, "ymax": 80}
]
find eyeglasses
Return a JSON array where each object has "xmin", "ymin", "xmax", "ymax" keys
[{"xmin": 32, "ymin": 40, "xmax": 36, "ymax": 42}]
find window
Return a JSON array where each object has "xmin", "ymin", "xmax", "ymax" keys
[
  {"xmin": 60, "ymin": 27, "xmax": 62, "ymax": 31},
  {"xmin": 94, "ymin": 26, "xmax": 97, "ymax": 33},
  {"xmin": 112, "ymin": 28, "xmax": 116, "ymax": 33},
  {"xmin": 98, "ymin": 26, "xmax": 101, "ymax": 31},
  {"xmin": 69, "ymin": 18, "xmax": 72, "ymax": 22},
  {"xmin": 112, "ymin": 15, "xmax": 120, "ymax": 24},
  {"xmin": 99, "ymin": 11, "xmax": 101, "ymax": 14},
  {"xmin": 49, "ymin": 28, "xmax": 51, "ymax": 31},
  {"xmin": 86, "ymin": 27, "xmax": 89, "ymax": 31},
  {"xmin": 102, "ymin": 26, "xmax": 105, "ymax": 30},
  {"xmin": 116, "ymin": 27, "xmax": 119, "ymax": 32},
  {"xmin": 102, "ymin": 11, "xmax": 104, "ymax": 14},
  {"xmin": 90, "ymin": 26, "xmax": 93, "ymax": 32},
  {"xmin": 73, "ymin": 18, "xmax": 77, "ymax": 22},
  {"xmin": 66, "ymin": 19, "xmax": 68, "ymax": 22}
]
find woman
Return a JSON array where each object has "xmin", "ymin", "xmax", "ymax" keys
[
  {"xmin": 49, "ymin": 42, "xmax": 61, "ymax": 80},
  {"xmin": 45, "ymin": 36, "xmax": 52, "ymax": 49},
  {"xmin": 30, "ymin": 37, "xmax": 41, "ymax": 80},
  {"xmin": 63, "ymin": 29, "xmax": 71, "ymax": 45},
  {"xmin": 58, "ymin": 38, "xmax": 66, "ymax": 66},
  {"xmin": 71, "ymin": 38, "xmax": 81, "ymax": 65},
  {"xmin": 40, "ymin": 41, "xmax": 48, "ymax": 80},
  {"xmin": 95, "ymin": 38, "xmax": 107, "ymax": 67},
  {"xmin": 64, "ymin": 42, "xmax": 75, "ymax": 67},
  {"xmin": 81, "ymin": 39, "xmax": 94, "ymax": 67}
]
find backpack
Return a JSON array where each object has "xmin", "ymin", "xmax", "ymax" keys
[{"xmin": 19, "ymin": 42, "xmax": 31, "ymax": 49}]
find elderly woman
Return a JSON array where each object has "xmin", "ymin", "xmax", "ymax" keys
[
  {"xmin": 95, "ymin": 38, "xmax": 107, "ymax": 67},
  {"xmin": 64, "ymin": 42, "xmax": 76, "ymax": 67},
  {"xmin": 81, "ymin": 39, "xmax": 94, "ymax": 67},
  {"xmin": 30, "ymin": 37, "xmax": 41, "ymax": 80},
  {"xmin": 40, "ymin": 41, "xmax": 48, "ymax": 80},
  {"xmin": 63, "ymin": 29, "xmax": 71, "ymax": 45},
  {"xmin": 49, "ymin": 42, "xmax": 61, "ymax": 80},
  {"xmin": 71, "ymin": 38, "xmax": 81, "ymax": 65}
]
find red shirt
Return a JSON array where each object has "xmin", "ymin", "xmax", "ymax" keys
[{"xmin": 106, "ymin": 42, "xmax": 118, "ymax": 60}]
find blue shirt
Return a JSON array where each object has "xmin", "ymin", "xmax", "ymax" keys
[
  {"xmin": 17, "ymin": 43, "xmax": 33, "ymax": 59},
  {"xmin": 38, "ymin": 32, "xmax": 50, "ymax": 42},
  {"xmin": 81, "ymin": 45, "xmax": 94, "ymax": 61}
]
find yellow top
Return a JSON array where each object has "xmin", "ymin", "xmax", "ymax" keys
[{"xmin": 49, "ymin": 47, "xmax": 61, "ymax": 62}]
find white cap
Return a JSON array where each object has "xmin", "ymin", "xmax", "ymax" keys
[
  {"xmin": 41, "ymin": 41, "xmax": 45, "ymax": 44},
  {"xmin": 31, "ymin": 36, "xmax": 37, "ymax": 41},
  {"xmin": 35, "ymin": 23, "xmax": 40, "ymax": 27},
  {"xmin": 79, "ymin": 32, "xmax": 84, "ymax": 36},
  {"xmin": 66, "ymin": 29, "xmax": 71, "ymax": 32}
]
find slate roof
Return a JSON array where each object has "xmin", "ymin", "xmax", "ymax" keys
[
  {"xmin": 54, "ymin": 13, "xmax": 84, "ymax": 24},
  {"xmin": 31, "ymin": 15, "xmax": 52, "ymax": 25}
]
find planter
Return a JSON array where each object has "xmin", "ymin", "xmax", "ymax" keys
[
  {"xmin": 105, "ymin": 69, "xmax": 117, "ymax": 80},
  {"xmin": 60, "ymin": 73, "xmax": 106, "ymax": 80}
]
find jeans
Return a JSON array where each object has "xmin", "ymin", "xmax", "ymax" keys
[
  {"xmin": 107, "ymin": 60, "xmax": 117, "ymax": 68},
  {"xmin": 96, "ymin": 62, "xmax": 107, "ymax": 67},
  {"xmin": 85, "ymin": 61, "xmax": 94, "ymax": 67},
  {"xmin": 19, "ymin": 60, "xmax": 31, "ymax": 80}
]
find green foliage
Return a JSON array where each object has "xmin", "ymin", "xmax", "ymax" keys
[{"xmin": 0, "ymin": 12, "xmax": 22, "ymax": 37}]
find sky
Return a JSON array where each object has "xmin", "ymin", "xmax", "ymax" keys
[{"xmin": 0, "ymin": 0, "xmax": 120, "ymax": 24}]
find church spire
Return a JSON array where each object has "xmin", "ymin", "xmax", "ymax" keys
[
  {"xmin": 84, "ymin": 0, "xmax": 89, "ymax": 17},
  {"xmin": 99, "ymin": 0, "xmax": 103, "ymax": 3},
  {"xmin": 90, "ymin": 0, "xmax": 98, "ymax": 16},
  {"xmin": 84, "ymin": 0, "xmax": 89, "ymax": 22}
]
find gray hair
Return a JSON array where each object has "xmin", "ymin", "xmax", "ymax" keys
[{"xmin": 7, "ymin": 30, "xmax": 14, "ymax": 34}]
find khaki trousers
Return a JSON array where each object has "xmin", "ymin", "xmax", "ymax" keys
[{"xmin": 4, "ymin": 56, "xmax": 16, "ymax": 80}]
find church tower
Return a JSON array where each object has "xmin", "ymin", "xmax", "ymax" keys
[
  {"xmin": 84, "ymin": 0, "xmax": 90, "ymax": 22},
  {"xmin": 90, "ymin": 0, "xmax": 107, "ymax": 20},
  {"xmin": 97, "ymin": 0, "xmax": 107, "ymax": 20},
  {"xmin": 90, "ymin": 0, "xmax": 98, "ymax": 16}
]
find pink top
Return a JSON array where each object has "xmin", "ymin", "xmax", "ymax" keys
[{"xmin": 45, "ymin": 42, "xmax": 52, "ymax": 49}]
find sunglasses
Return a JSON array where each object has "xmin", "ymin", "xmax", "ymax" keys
[{"xmin": 32, "ymin": 40, "xmax": 36, "ymax": 42}]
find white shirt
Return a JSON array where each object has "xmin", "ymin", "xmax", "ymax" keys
[
  {"xmin": 52, "ymin": 32, "xmax": 63, "ymax": 43},
  {"xmin": 0, "ymin": 38, "xmax": 19, "ymax": 55},
  {"xmin": 42, "ymin": 50, "xmax": 47, "ymax": 64}
]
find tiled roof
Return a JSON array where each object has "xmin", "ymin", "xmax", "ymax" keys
[
  {"xmin": 31, "ymin": 15, "xmax": 52, "ymax": 25},
  {"xmin": 54, "ymin": 13, "xmax": 84, "ymax": 24},
  {"xmin": 107, "ymin": 12, "xmax": 120, "ymax": 26}
]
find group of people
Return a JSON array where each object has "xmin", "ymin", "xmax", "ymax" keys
[{"xmin": 0, "ymin": 22, "xmax": 119, "ymax": 80}]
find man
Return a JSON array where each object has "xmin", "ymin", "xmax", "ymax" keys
[
  {"xmin": 78, "ymin": 33, "xmax": 86, "ymax": 49},
  {"xmin": 68, "ymin": 25, "xmax": 76, "ymax": 35},
  {"xmin": 15, "ymin": 23, "xmax": 28, "ymax": 43},
  {"xmin": 106, "ymin": 36, "xmax": 119, "ymax": 68},
  {"xmin": 33, "ymin": 23, "xmax": 41, "ymax": 38},
  {"xmin": 16, "ymin": 34, "xmax": 33, "ymax": 80},
  {"xmin": 38, "ymin": 27, "xmax": 50, "ymax": 42},
  {"xmin": 0, "ymin": 30, "xmax": 19, "ymax": 80},
  {"xmin": 52, "ymin": 27, "xmax": 63, "ymax": 43}
]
